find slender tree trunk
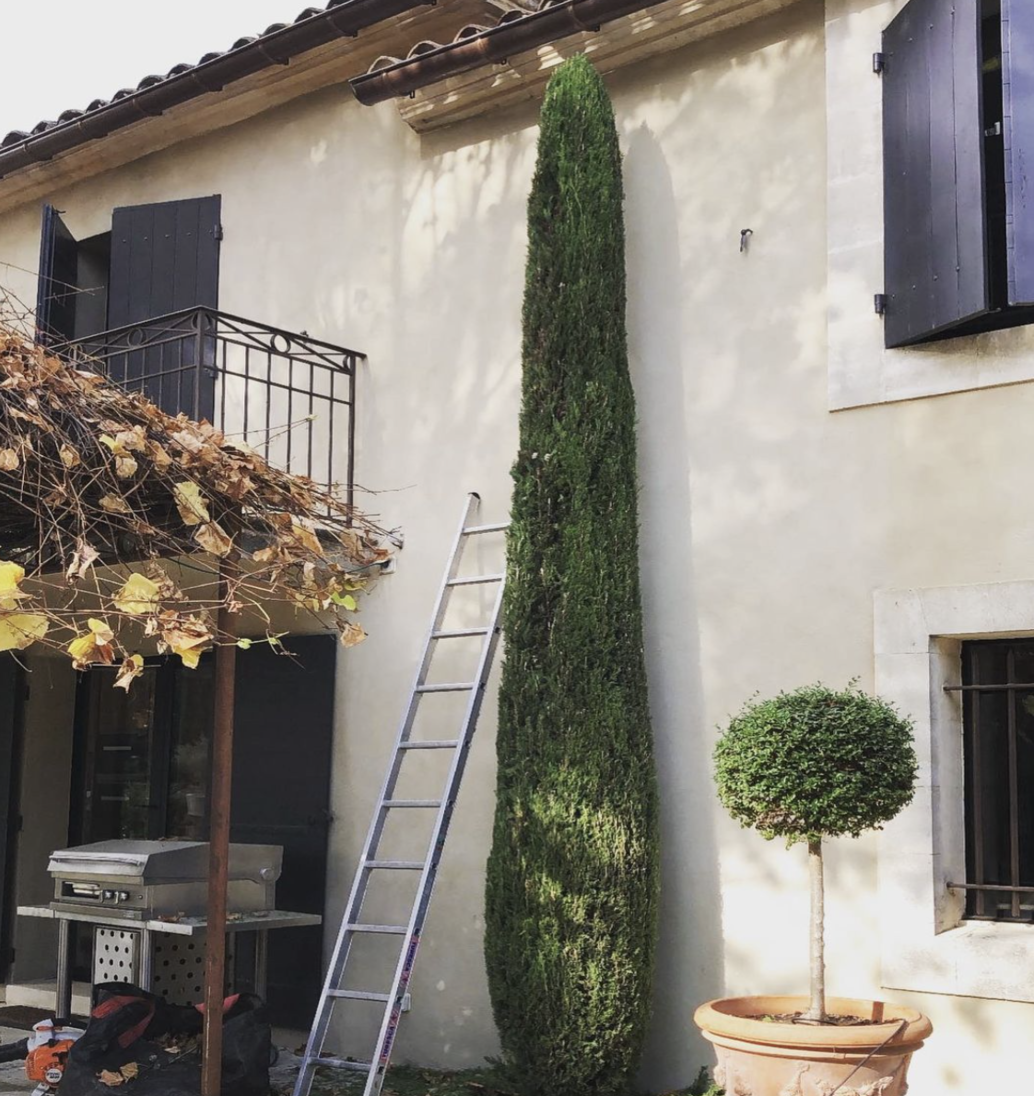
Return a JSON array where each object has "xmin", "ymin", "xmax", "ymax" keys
[{"xmin": 805, "ymin": 837, "xmax": 826, "ymax": 1022}]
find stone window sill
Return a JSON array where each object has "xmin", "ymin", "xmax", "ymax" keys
[{"xmin": 882, "ymin": 920, "xmax": 1034, "ymax": 1004}]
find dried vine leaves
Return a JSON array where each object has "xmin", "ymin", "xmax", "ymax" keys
[{"xmin": 0, "ymin": 325, "xmax": 389, "ymax": 684}]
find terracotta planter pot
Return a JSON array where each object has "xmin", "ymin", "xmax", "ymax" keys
[{"xmin": 694, "ymin": 996, "xmax": 932, "ymax": 1096}]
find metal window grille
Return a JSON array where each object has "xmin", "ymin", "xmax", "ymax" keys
[
  {"xmin": 62, "ymin": 307, "xmax": 361, "ymax": 507},
  {"xmin": 949, "ymin": 639, "xmax": 1034, "ymax": 921}
]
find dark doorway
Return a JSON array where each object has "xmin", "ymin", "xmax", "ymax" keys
[
  {"xmin": 71, "ymin": 635, "xmax": 335, "ymax": 1026},
  {"xmin": 0, "ymin": 657, "xmax": 24, "ymax": 982},
  {"xmin": 230, "ymin": 636, "xmax": 337, "ymax": 1027}
]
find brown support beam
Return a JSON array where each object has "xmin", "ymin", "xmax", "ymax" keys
[{"xmin": 202, "ymin": 560, "xmax": 239, "ymax": 1096}]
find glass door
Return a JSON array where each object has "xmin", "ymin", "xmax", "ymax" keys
[
  {"xmin": 80, "ymin": 664, "xmax": 164, "ymax": 843},
  {"xmin": 76, "ymin": 660, "xmax": 215, "ymax": 844}
]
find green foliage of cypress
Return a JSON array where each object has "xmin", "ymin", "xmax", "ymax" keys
[{"xmin": 484, "ymin": 55, "xmax": 660, "ymax": 1096}]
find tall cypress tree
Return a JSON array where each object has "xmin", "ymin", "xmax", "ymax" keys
[{"xmin": 484, "ymin": 56, "xmax": 659, "ymax": 1096}]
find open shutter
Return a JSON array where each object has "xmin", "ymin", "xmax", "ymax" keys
[
  {"xmin": 107, "ymin": 196, "xmax": 221, "ymax": 419},
  {"xmin": 883, "ymin": 0, "xmax": 989, "ymax": 348},
  {"xmin": 231, "ymin": 635, "xmax": 336, "ymax": 1027},
  {"xmin": 1003, "ymin": 0, "xmax": 1034, "ymax": 305},
  {"xmin": 36, "ymin": 205, "xmax": 79, "ymax": 346}
]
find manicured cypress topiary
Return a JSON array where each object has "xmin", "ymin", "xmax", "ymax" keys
[
  {"xmin": 483, "ymin": 55, "xmax": 659, "ymax": 1096},
  {"xmin": 713, "ymin": 684, "xmax": 917, "ymax": 1021}
]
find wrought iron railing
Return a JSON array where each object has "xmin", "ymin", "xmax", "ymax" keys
[{"xmin": 65, "ymin": 308, "xmax": 360, "ymax": 508}]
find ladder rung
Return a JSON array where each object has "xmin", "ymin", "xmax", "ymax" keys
[
  {"xmin": 463, "ymin": 522, "xmax": 509, "ymax": 535},
  {"xmin": 326, "ymin": 990, "xmax": 413, "ymax": 1011},
  {"xmin": 312, "ymin": 1058, "xmax": 372, "ymax": 1073},
  {"xmin": 398, "ymin": 740, "xmax": 459, "ymax": 750},
  {"xmin": 446, "ymin": 573, "xmax": 505, "ymax": 587},
  {"xmin": 365, "ymin": 860, "xmax": 425, "ymax": 871},
  {"xmin": 432, "ymin": 627, "xmax": 491, "ymax": 639},
  {"xmin": 346, "ymin": 923, "xmax": 409, "ymax": 934},
  {"xmin": 383, "ymin": 799, "xmax": 442, "ymax": 809},
  {"xmin": 416, "ymin": 682, "xmax": 475, "ymax": 693}
]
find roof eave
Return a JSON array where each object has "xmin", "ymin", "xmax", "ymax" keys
[{"xmin": 0, "ymin": 0, "xmax": 434, "ymax": 182}]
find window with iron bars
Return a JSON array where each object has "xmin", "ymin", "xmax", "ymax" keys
[{"xmin": 957, "ymin": 638, "xmax": 1034, "ymax": 921}]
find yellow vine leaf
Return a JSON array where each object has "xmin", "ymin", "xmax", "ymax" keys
[
  {"xmin": 173, "ymin": 481, "xmax": 210, "ymax": 526},
  {"xmin": 114, "ymin": 573, "xmax": 161, "ymax": 616},
  {"xmin": 339, "ymin": 621, "xmax": 367, "ymax": 648},
  {"xmin": 178, "ymin": 647, "xmax": 202, "ymax": 670},
  {"xmin": 0, "ymin": 449, "xmax": 19, "ymax": 471},
  {"xmin": 66, "ymin": 541, "xmax": 100, "ymax": 582},
  {"xmin": 0, "ymin": 613, "xmax": 48, "ymax": 651},
  {"xmin": 100, "ymin": 434, "xmax": 139, "ymax": 478},
  {"xmin": 161, "ymin": 617, "xmax": 212, "ymax": 670},
  {"xmin": 100, "ymin": 495, "xmax": 132, "ymax": 514},
  {"xmin": 290, "ymin": 518, "xmax": 323, "ymax": 556},
  {"xmin": 59, "ymin": 444, "xmax": 81, "ymax": 468},
  {"xmin": 67, "ymin": 618, "xmax": 116, "ymax": 668},
  {"xmin": 0, "ymin": 562, "xmax": 29, "ymax": 610},
  {"xmin": 194, "ymin": 522, "xmax": 233, "ymax": 557},
  {"xmin": 114, "ymin": 655, "xmax": 145, "ymax": 692}
]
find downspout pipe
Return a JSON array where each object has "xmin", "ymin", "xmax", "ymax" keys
[
  {"xmin": 350, "ymin": 0, "xmax": 670, "ymax": 105},
  {"xmin": 0, "ymin": 0, "xmax": 434, "ymax": 180}
]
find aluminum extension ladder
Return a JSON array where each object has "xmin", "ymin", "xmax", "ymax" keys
[{"xmin": 293, "ymin": 493, "xmax": 508, "ymax": 1096}]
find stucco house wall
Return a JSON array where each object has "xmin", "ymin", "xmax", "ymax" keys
[{"xmin": 2, "ymin": 1, "xmax": 1033, "ymax": 1092}]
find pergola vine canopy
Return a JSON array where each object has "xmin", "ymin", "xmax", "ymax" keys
[{"xmin": 0, "ymin": 324, "xmax": 388, "ymax": 686}]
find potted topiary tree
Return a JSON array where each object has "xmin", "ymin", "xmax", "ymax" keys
[{"xmin": 694, "ymin": 684, "xmax": 933, "ymax": 1096}]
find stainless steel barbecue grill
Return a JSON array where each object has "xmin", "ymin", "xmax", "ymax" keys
[
  {"xmin": 18, "ymin": 839, "xmax": 320, "ymax": 1016},
  {"xmin": 48, "ymin": 840, "xmax": 282, "ymax": 920}
]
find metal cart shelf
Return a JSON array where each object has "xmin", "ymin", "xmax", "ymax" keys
[{"xmin": 17, "ymin": 905, "xmax": 321, "ymax": 1018}]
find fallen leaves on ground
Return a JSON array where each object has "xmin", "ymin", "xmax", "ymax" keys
[{"xmin": 97, "ymin": 1062, "xmax": 139, "ymax": 1087}]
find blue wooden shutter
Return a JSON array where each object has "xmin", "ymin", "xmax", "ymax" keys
[
  {"xmin": 107, "ymin": 196, "xmax": 221, "ymax": 419},
  {"xmin": 35, "ymin": 205, "xmax": 79, "ymax": 346},
  {"xmin": 1003, "ymin": 0, "xmax": 1034, "ymax": 305},
  {"xmin": 883, "ymin": 0, "xmax": 989, "ymax": 347}
]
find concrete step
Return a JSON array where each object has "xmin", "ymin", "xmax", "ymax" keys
[{"xmin": 3, "ymin": 982, "xmax": 92, "ymax": 1016}]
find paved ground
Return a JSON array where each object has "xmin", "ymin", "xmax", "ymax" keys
[{"xmin": 0, "ymin": 1026, "xmax": 32, "ymax": 1094}]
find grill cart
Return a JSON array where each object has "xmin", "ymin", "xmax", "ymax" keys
[{"xmin": 17, "ymin": 840, "xmax": 320, "ymax": 1017}]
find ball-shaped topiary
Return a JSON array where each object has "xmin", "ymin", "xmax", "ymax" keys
[
  {"xmin": 714, "ymin": 684, "xmax": 918, "ymax": 1020},
  {"xmin": 714, "ymin": 683, "xmax": 917, "ymax": 844}
]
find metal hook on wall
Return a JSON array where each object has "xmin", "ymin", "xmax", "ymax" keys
[{"xmin": 740, "ymin": 228, "xmax": 754, "ymax": 254}]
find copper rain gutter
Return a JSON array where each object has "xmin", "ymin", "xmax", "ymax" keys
[{"xmin": 350, "ymin": 0, "xmax": 671, "ymax": 105}]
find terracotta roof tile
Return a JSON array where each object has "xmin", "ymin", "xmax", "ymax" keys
[{"xmin": 0, "ymin": 0, "xmax": 429, "ymax": 163}]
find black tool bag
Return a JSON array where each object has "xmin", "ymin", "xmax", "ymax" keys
[{"xmin": 58, "ymin": 984, "xmax": 271, "ymax": 1096}]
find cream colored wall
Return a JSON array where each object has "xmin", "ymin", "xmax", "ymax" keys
[{"xmin": 0, "ymin": 0, "xmax": 1030, "ymax": 1091}]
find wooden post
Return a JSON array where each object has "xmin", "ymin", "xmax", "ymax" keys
[{"xmin": 202, "ymin": 561, "xmax": 238, "ymax": 1096}]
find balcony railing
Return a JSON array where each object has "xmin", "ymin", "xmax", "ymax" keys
[{"xmin": 64, "ymin": 308, "xmax": 360, "ymax": 508}]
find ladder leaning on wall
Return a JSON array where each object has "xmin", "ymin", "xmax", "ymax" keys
[{"xmin": 292, "ymin": 492, "xmax": 508, "ymax": 1096}]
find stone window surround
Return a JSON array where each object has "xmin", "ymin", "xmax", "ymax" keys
[{"xmin": 874, "ymin": 580, "xmax": 1034, "ymax": 1003}]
